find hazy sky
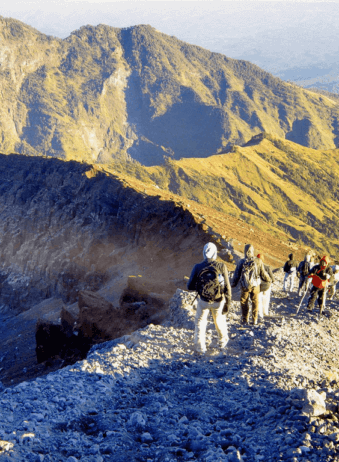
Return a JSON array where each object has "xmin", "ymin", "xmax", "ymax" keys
[{"xmin": 2, "ymin": 0, "xmax": 339, "ymax": 83}]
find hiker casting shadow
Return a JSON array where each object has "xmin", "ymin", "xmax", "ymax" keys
[
  {"xmin": 257, "ymin": 254, "xmax": 275, "ymax": 320},
  {"xmin": 231, "ymin": 244, "xmax": 270, "ymax": 326},
  {"xmin": 283, "ymin": 253, "xmax": 298, "ymax": 294},
  {"xmin": 187, "ymin": 242, "xmax": 231, "ymax": 355},
  {"xmin": 307, "ymin": 255, "xmax": 333, "ymax": 314}
]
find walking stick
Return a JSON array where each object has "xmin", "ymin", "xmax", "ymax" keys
[
  {"xmin": 296, "ymin": 277, "xmax": 311, "ymax": 314},
  {"xmin": 318, "ymin": 287, "xmax": 327, "ymax": 319},
  {"xmin": 296, "ymin": 289, "xmax": 308, "ymax": 314}
]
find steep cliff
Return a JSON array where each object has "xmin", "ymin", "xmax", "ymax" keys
[{"xmin": 0, "ymin": 153, "xmax": 210, "ymax": 313}]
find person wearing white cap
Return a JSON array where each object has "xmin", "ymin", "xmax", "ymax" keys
[{"xmin": 187, "ymin": 242, "xmax": 231, "ymax": 355}]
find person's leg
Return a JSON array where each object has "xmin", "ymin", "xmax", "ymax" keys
[
  {"xmin": 240, "ymin": 289, "xmax": 250, "ymax": 324},
  {"xmin": 210, "ymin": 300, "xmax": 229, "ymax": 349},
  {"xmin": 194, "ymin": 298, "xmax": 210, "ymax": 353},
  {"xmin": 251, "ymin": 286, "xmax": 260, "ymax": 324},
  {"xmin": 333, "ymin": 284, "xmax": 337, "ymax": 300},
  {"xmin": 285, "ymin": 273, "xmax": 292, "ymax": 292},
  {"xmin": 307, "ymin": 286, "xmax": 318, "ymax": 311},
  {"xmin": 283, "ymin": 273, "xmax": 288, "ymax": 291},
  {"xmin": 298, "ymin": 276, "xmax": 305, "ymax": 296},
  {"xmin": 258, "ymin": 291, "xmax": 264, "ymax": 319},
  {"xmin": 290, "ymin": 274, "xmax": 295, "ymax": 292},
  {"xmin": 263, "ymin": 286, "xmax": 272, "ymax": 316},
  {"xmin": 318, "ymin": 288, "xmax": 325, "ymax": 310}
]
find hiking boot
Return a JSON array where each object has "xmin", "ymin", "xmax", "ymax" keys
[{"xmin": 194, "ymin": 346, "xmax": 206, "ymax": 356}]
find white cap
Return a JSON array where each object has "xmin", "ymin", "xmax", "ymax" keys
[{"xmin": 203, "ymin": 242, "xmax": 217, "ymax": 261}]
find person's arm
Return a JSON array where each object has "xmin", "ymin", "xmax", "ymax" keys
[
  {"xmin": 187, "ymin": 264, "xmax": 199, "ymax": 291},
  {"xmin": 307, "ymin": 264, "xmax": 318, "ymax": 277},
  {"xmin": 268, "ymin": 266, "xmax": 275, "ymax": 283},
  {"xmin": 231, "ymin": 260, "xmax": 243, "ymax": 288},
  {"xmin": 258, "ymin": 260, "xmax": 271, "ymax": 282}
]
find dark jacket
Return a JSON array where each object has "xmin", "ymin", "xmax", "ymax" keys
[
  {"xmin": 231, "ymin": 244, "xmax": 271, "ymax": 290},
  {"xmin": 260, "ymin": 264, "xmax": 275, "ymax": 292},
  {"xmin": 187, "ymin": 259, "xmax": 232, "ymax": 311},
  {"xmin": 283, "ymin": 253, "xmax": 298, "ymax": 274},
  {"xmin": 297, "ymin": 259, "xmax": 311, "ymax": 278}
]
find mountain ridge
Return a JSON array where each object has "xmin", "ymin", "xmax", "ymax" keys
[{"xmin": 1, "ymin": 17, "xmax": 339, "ymax": 166}]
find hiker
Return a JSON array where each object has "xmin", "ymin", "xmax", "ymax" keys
[
  {"xmin": 328, "ymin": 265, "xmax": 339, "ymax": 300},
  {"xmin": 306, "ymin": 255, "xmax": 333, "ymax": 313},
  {"xmin": 231, "ymin": 244, "xmax": 271, "ymax": 325},
  {"xmin": 283, "ymin": 253, "xmax": 298, "ymax": 293},
  {"xmin": 297, "ymin": 254, "xmax": 312, "ymax": 296},
  {"xmin": 187, "ymin": 242, "xmax": 231, "ymax": 355},
  {"xmin": 257, "ymin": 254, "xmax": 275, "ymax": 320}
]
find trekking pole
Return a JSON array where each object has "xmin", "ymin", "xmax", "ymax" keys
[
  {"xmin": 296, "ymin": 289, "xmax": 308, "ymax": 314},
  {"xmin": 191, "ymin": 293, "xmax": 199, "ymax": 307},
  {"xmin": 296, "ymin": 277, "xmax": 311, "ymax": 314},
  {"xmin": 318, "ymin": 287, "xmax": 327, "ymax": 319}
]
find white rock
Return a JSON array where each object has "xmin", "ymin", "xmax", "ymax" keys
[{"xmin": 302, "ymin": 389, "xmax": 326, "ymax": 416}]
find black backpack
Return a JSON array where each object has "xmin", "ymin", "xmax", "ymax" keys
[
  {"xmin": 196, "ymin": 263, "xmax": 223, "ymax": 302},
  {"xmin": 240, "ymin": 258, "xmax": 258, "ymax": 290}
]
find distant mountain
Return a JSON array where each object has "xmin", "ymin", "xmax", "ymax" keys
[
  {"xmin": 1, "ymin": 17, "xmax": 339, "ymax": 166},
  {"xmin": 3, "ymin": 2, "xmax": 339, "ymax": 94}
]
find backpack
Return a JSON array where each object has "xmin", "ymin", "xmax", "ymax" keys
[
  {"xmin": 196, "ymin": 263, "xmax": 223, "ymax": 302},
  {"xmin": 309, "ymin": 273, "xmax": 327, "ymax": 289},
  {"xmin": 240, "ymin": 258, "xmax": 258, "ymax": 290}
]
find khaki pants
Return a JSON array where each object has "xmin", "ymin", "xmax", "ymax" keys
[
  {"xmin": 194, "ymin": 297, "xmax": 228, "ymax": 353},
  {"xmin": 240, "ymin": 286, "xmax": 260, "ymax": 323}
]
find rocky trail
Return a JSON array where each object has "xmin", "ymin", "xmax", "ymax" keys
[{"xmin": 1, "ymin": 270, "xmax": 339, "ymax": 461}]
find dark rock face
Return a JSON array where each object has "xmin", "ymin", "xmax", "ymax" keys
[
  {"xmin": 35, "ymin": 320, "xmax": 91, "ymax": 365},
  {"xmin": 0, "ymin": 153, "xmax": 206, "ymax": 313},
  {"xmin": 0, "ymin": 153, "xmax": 213, "ymax": 385}
]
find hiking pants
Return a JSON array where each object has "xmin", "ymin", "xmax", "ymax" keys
[
  {"xmin": 258, "ymin": 286, "xmax": 272, "ymax": 318},
  {"xmin": 283, "ymin": 272, "xmax": 295, "ymax": 292},
  {"xmin": 307, "ymin": 286, "xmax": 326, "ymax": 311},
  {"xmin": 298, "ymin": 275, "xmax": 308, "ymax": 295},
  {"xmin": 328, "ymin": 283, "xmax": 337, "ymax": 300},
  {"xmin": 240, "ymin": 286, "xmax": 260, "ymax": 323},
  {"xmin": 194, "ymin": 297, "xmax": 228, "ymax": 353}
]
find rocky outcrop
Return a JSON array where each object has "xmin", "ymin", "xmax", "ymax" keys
[
  {"xmin": 0, "ymin": 153, "xmax": 208, "ymax": 313},
  {"xmin": 2, "ymin": 270, "xmax": 339, "ymax": 461},
  {"xmin": 35, "ymin": 288, "xmax": 169, "ymax": 366}
]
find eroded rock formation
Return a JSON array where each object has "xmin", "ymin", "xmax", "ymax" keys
[
  {"xmin": 0, "ymin": 153, "xmax": 213, "ymax": 384},
  {"xmin": 0, "ymin": 153, "xmax": 208, "ymax": 313}
]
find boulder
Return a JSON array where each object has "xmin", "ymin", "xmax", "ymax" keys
[
  {"xmin": 77, "ymin": 289, "xmax": 167, "ymax": 343},
  {"xmin": 78, "ymin": 290, "xmax": 123, "ymax": 341},
  {"xmin": 302, "ymin": 389, "xmax": 326, "ymax": 417}
]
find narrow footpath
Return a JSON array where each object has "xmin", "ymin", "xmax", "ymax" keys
[{"xmin": 1, "ymin": 270, "xmax": 339, "ymax": 461}]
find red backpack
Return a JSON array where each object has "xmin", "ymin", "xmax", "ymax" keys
[{"xmin": 308, "ymin": 270, "xmax": 328, "ymax": 289}]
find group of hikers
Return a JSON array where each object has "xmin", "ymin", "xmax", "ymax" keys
[
  {"xmin": 283, "ymin": 252, "xmax": 339, "ymax": 311},
  {"xmin": 187, "ymin": 242, "xmax": 339, "ymax": 355}
]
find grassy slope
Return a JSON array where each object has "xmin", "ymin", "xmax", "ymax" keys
[{"xmin": 106, "ymin": 134, "xmax": 339, "ymax": 256}]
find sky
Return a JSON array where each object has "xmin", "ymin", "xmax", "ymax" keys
[{"xmin": 2, "ymin": 0, "xmax": 339, "ymax": 84}]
